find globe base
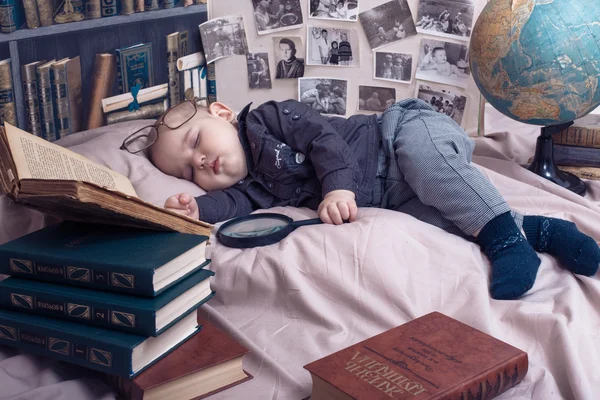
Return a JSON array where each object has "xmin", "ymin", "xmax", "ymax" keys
[{"xmin": 527, "ymin": 122, "xmax": 587, "ymax": 197}]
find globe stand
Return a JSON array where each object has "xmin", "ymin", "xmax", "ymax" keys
[{"xmin": 527, "ymin": 121, "xmax": 586, "ymax": 196}]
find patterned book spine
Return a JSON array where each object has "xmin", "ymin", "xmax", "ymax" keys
[
  {"xmin": 115, "ymin": 49, "xmax": 123, "ymax": 94},
  {"xmin": 207, "ymin": 62, "xmax": 217, "ymax": 104},
  {"xmin": 121, "ymin": 0, "xmax": 134, "ymax": 14},
  {"xmin": 36, "ymin": 62, "xmax": 58, "ymax": 141},
  {"xmin": 85, "ymin": 0, "xmax": 101, "ymax": 19},
  {"xmin": 143, "ymin": 0, "xmax": 159, "ymax": 11},
  {"xmin": 50, "ymin": 59, "xmax": 82, "ymax": 138},
  {"xmin": 100, "ymin": 0, "xmax": 119, "ymax": 17},
  {"xmin": 87, "ymin": 53, "xmax": 116, "ymax": 130},
  {"xmin": 162, "ymin": 0, "xmax": 173, "ymax": 8},
  {"xmin": 106, "ymin": 100, "xmax": 167, "ymax": 124},
  {"xmin": 553, "ymin": 144, "xmax": 600, "ymax": 168},
  {"xmin": 166, "ymin": 33, "xmax": 180, "ymax": 108},
  {"xmin": 0, "ymin": 0, "xmax": 25, "ymax": 33},
  {"xmin": 552, "ymin": 126, "xmax": 600, "ymax": 149},
  {"xmin": 35, "ymin": 0, "xmax": 53, "ymax": 27},
  {"xmin": 22, "ymin": 0, "xmax": 40, "ymax": 29},
  {"xmin": 0, "ymin": 59, "xmax": 17, "ymax": 127},
  {"xmin": 21, "ymin": 62, "xmax": 43, "ymax": 136}
]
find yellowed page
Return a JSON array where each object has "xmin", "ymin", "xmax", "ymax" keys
[{"xmin": 4, "ymin": 123, "xmax": 138, "ymax": 197}]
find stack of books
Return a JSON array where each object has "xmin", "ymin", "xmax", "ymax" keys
[
  {"xmin": 101, "ymin": 83, "xmax": 169, "ymax": 125},
  {"xmin": 177, "ymin": 51, "xmax": 209, "ymax": 106}
]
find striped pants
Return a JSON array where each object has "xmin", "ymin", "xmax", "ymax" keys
[{"xmin": 372, "ymin": 98, "xmax": 522, "ymax": 238}]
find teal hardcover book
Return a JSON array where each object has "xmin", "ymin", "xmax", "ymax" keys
[
  {"xmin": 0, "ymin": 309, "xmax": 200, "ymax": 378},
  {"xmin": 116, "ymin": 43, "xmax": 154, "ymax": 94},
  {"xmin": 0, "ymin": 222, "xmax": 209, "ymax": 297},
  {"xmin": 0, "ymin": 268, "xmax": 215, "ymax": 336}
]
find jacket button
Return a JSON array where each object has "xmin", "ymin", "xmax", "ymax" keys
[
  {"xmin": 251, "ymin": 142, "xmax": 256, "ymax": 149},
  {"xmin": 283, "ymin": 109, "xmax": 291, "ymax": 115},
  {"xmin": 295, "ymin": 187, "xmax": 302, "ymax": 195},
  {"xmin": 237, "ymin": 179, "xmax": 245, "ymax": 185},
  {"xmin": 267, "ymin": 182, "xmax": 273, "ymax": 188},
  {"xmin": 292, "ymin": 114, "xmax": 300, "ymax": 120}
]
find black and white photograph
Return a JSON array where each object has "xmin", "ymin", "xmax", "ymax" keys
[
  {"xmin": 306, "ymin": 26, "xmax": 360, "ymax": 67},
  {"xmin": 416, "ymin": 38, "xmax": 470, "ymax": 88},
  {"xmin": 251, "ymin": 0, "xmax": 304, "ymax": 35},
  {"xmin": 298, "ymin": 77, "xmax": 348, "ymax": 115},
  {"xmin": 358, "ymin": 0, "xmax": 416, "ymax": 50},
  {"xmin": 199, "ymin": 15, "xmax": 249, "ymax": 64},
  {"xmin": 246, "ymin": 53, "xmax": 272, "ymax": 89},
  {"xmin": 373, "ymin": 51, "xmax": 412, "ymax": 83},
  {"xmin": 415, "ymin": 0, "xmax": 474, "ymax": 41},
  {"xmin": 415, "ymin": 81, "xmax": 468, "ymax": 127},
  {"xmin": 273, "ymin": 36, "xmax": 305, "ymax": 79},
  {"xmin": 309, "ymin": 0, "xmax": 359, "ymax": 21},
  {"xmin": 358, "ymin": 85, "xmax": 396, "ymax": 112}
]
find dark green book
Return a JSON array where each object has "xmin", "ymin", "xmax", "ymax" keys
[
  {"xmin": 0, "ymin": 308, "xmax": 199, "ymax": 378},
  {"xmin": 0, "ymin": 222, "xmax": 209, "ymax": 297},
  {"xmin": 0, "ymin": 268, "xmax": 215, "ymax": 336},
  {"xmin": 116, "ymin": 43, "xmax": 154, "ymax": 94}
]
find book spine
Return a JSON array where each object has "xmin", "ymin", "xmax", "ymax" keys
[
  {"xmin": 437, "ymin": 353, "xmax": 528, "ymax": 400},
  {"xmin": 0, "ymin": 314, "xmax": 132, "ymax": 377},
  {"xmin": 0, "ymin": 286, "xmax": 157, "ymax": 336},
  {"xmin": 100, "ymin": 0, "xmax": 119, "ymax": 17},
  {"xmin": 553, "ymin": 144, "xmax": 600, "ymax": 168},
  {"xmin": 143, "ymin": 0, "xmax": 158, "ymax": 11},
  {"xmin": 206, "ymin": 62, "xmax": 217, "ymax": 104},
  {"xmin": 0, "ymin": 253, "xmax": 155, "ymax": 296},
  {"xmin": 178, "ymin": 30, "xmax": 189, "ymax": 58},
  {"xmin": 87, "ymin": 53, "xmax": 116, "ymax": 130},
  {"xmin": 35, "ymin": 0, "xmax": 53, "ymax": 27},
  {"xmin": 183, "ymin": 69, "xmax": 192, "ymax": 100},
  {"xmin": 552, "ymin": 126, "xmax": 600, "ymax": 149},
  {"xmin": 85, "ymin": 0, "xmax": 102, "ymax": 19},
  {"xmin": 115, "ymin": 49, "xmax": 124, "ymax": 94},
  {"xmin": 166, "ymin": 33, "xmax": 180, "ymax": 108},
  {"xmin": 21, "ymin": 62, "xmax": 43, "ymax": 136},
  {"xmin": 0, "ymin": 0, "xmax": 25, "ymax": 33},
  {"xmin": 134, "ymin": 0, "xmax": 143, "ymax": 12},
  {"xmin": 22, "ymin": 0, "xmax": 40, "ymax": 29},
  {"xmin": 37, "ymin": 64, "xmax": 58, "ymax": 141},
  {"xmin": 106, "ymin": 100, "xmax": 166, "ymax": 124},
  {"xmin": 121, "ymin": 0, "xmax": 134, "ymax": 14},
  {"xmin": 51, "ymin": 64, "xmax": 72, "ymax": 137},
  {"xmin": 162, "ymin": 0, "xmax": 173, "ymax": 8},
  {"xmin": 558, "ymin": 165, "xmax": 600, "ymax": 180},
  {"xmin": 0, "ymin": 59, "xmax": 17, "ymax": 127}
]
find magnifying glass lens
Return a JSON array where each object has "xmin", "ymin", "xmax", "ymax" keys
[{"xmin": 219, "ymin": 217, "xmax": 289, "ymax": 238}]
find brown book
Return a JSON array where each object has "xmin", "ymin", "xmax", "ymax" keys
[
  {"xmin": 87, "ymin": 53, "xmax": 116, "ymax": 130},
  {"xmin": 0, "ymin": 59, "xmax": 17, "ymax": 127},
  {"xmin": 0, "ymin": 122, "xmax": 212, "ymax": 236},
  {"xmin": 552, "ymin": 126, "xmax": 600, "ymax": 149},
  {"xmin": 23, "ymin": 0, "xmax": 41, "ymax": 28},
  {"xmin": 166, "ymin": 32, "xmax": 180, "ymax": 108},
  {"xmin": 85, "ymin": 0, "xmax": 101, "ymax": 19},
  {"xmin": 35, "ymin": 0, "xmax": 54, "ymax": 27},
  {"xmin": 51, "ymin": 56, "xmax": 83, "ymax": 137},
  {"xmin": 304, "ymin": 312, "xmax": 528, "ymax": 400},
  {"xmin": 108, "ymin": 316, "xmax": 252, "ymax": 400},
  {"xmin": 558, "ymin": 165, "xmax": 600, "ymax": 180},
  {"xmin": 106, "ymin": 99, "xmax": 168, "ymax": 125},
  {"xmin": 122, "ymin": 0, "xmax": 135, "ymax": 14}
]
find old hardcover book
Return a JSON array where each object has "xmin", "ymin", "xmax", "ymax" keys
[
  {"xmin": 162, "ymin": 0, "xmax": 174, "ymax": 9},
  {"xmin": 36, "ymin": 59, "xmax": 58, "ymax": 141},
  {"xmin": 0, "ymin": 0, "xmax": 25, "ymax": 32},
  {"xmin": 121, "ymin": 0, "xmax": 134, "ymax": 14},
  {"xmin": 135, "ymin": 0, "xmax": 144, "ymax": 12},
  {"xmin": 51, "ymin": 56, "xmax": 83, "ymax": 137},
  {"xmin": 0, "ymin": 122, "xmax": 212, "ymax": 236},
  {"xmin": 22, "ymin": 61, "xmax": 44, "ymax": 136},
  {"xmin": 107, "ymin": 317, "xmax": 252, "ymax": 400},
  {"xmin": 0, "ymin": 267, "xmax": 214, "ymax": 335},
  {"xmin": 22, "ymin": 0, "xmax": 40, "ymax": 28},
  {"xmin": 85, "ymin": 0, "xmax": 101, "ymax": 19},
  {"xmin": 0, "ymin": 58, "xmax": 17, "ymax": 127},
  {"xmin": 35, "ymin": 0, "xmax": 53, "ymax": 26},
  {"xmin": 207, "ymin": 62, "xmax": 217, "ymax": 104},
  {"xmin": 106, "ymin": 99, "xmax": 167, "ymax": 124},
  {"xmin": 143, "ymin": 0, "xmax": 159, "ymax": 11},
  {"xmin": 558, "ymin": 165, "xmax": 600, "ymax": 180},
  {"xmin": 553, "ymin": 144, "xmax": 600, "ymax": 168},
  {"xmin": 101, "ymin": 0, "xmax": 119, "ymax": 17},
  {"xmin": 178, "ymin": 30, "xmax": 189, "ymax": 58},
  {"xmin": 552, "ymin": 126, "xmax": 600, "ymax": 149},
  {"xmin": 304, "ymin": 312, "xmax": 528, "ymax": 400},
  {"xmin": 87, "ymin": 53, "xmax": 117, "ymax": 130},
  {"xmin": 116, "ymin": 43, "xmax": 154, "ymax": 94},
  {"xmin": 0, "ymin": 308, "xmax": 199, "ymax": 378},
  {"xmin": 166, "ymin": 32, "xmax": 181, "ymax": 108},
  {"xmin": 101, "ymin": 83, "xmax": 167, "ymax": 113}
]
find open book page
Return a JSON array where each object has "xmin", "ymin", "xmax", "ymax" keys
[{"xmin": 4, "ymin": 123, "xmax": 137, "ymax": 198}]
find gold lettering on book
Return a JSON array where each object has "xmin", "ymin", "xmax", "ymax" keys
[{"xmin": 344, "ymin": 351, "xmax": 428, "ymax": 397}]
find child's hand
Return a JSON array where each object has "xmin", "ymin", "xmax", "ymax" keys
[
  {"xmin": 318, "ymin": 190, "xmax": 358, "ymax": 225},
  {"xmin": 164, "ymin": 193, "xmax": 199, "ymax": 220}
]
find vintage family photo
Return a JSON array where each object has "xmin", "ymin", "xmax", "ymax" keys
[
  {"xmin": 199, "ymin": 15, "xmax": 249, "ymax": 64},
  {"xmin": 251, "ymin": 0, "xmax": 304, "ymax": 35},
  {"xmin": 306, "ymin": 26, "xmax": 359, "ymax": 67},
  {"xmin": 273, "ymin": 36, "xmax": 305, "ymax": 79},
  {"xmin": 373, "ymin": 52, "xmax": 412, "ymax": 83},
  {"xmin": 416, "ymin": 38, "xmax": 471, "ymax": 88},
  {"xmin": 246, "ymin": 53, "xmax": 272, "ymax": 89},
  {"xmin": 415, "ymin": 82, "xmax": 468, "ymax": 126},
  {"xmin": 309, "ymin": 0, "xmax": 359, "ymax": 21},
  {"xmin": 358, "ymin": 86, "xmax": 396, "ymax": 112},
  {"xmin": 298, "ymin": 78, "xmax": 348, "ymax": 115},
  {"xmin": 415, "ymin": 0, "xmax": 474, "ymax": 41},
  {"xmin": 358, "ymin": 0, "xmax": 416, "ymax": 50}
]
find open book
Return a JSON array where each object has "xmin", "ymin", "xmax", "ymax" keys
[{"xmin": 0, "ymin": 123, "xmax": 212, "ymax": 236}]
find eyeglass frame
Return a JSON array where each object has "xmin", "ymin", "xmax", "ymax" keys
[{"xmin": 119, "ymin": 96, "xmax": 208, "ymax": 154}]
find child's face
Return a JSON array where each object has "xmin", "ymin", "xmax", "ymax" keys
[
  {"xmin": 150, "ymin": 102, "xmax": 248, "ymax": 191},
  {"xmin": 433, "ymin": 49, "xmax": 447, "ymax": 63}
]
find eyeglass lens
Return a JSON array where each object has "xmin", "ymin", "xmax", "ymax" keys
[{"xmin": 163, "ymin": 101, "xmax": 197, "ymax": 128}]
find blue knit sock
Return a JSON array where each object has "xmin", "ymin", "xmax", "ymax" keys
[
  {"xmin": 477, "ymin": 212, "xmax": 541, "ymax": 300},
  {"xmin": 522, "ymin": 216, "xmax": 600, "ymax": 276}
]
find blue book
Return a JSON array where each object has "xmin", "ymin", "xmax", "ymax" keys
[
  {"xmin": 116, "ymin": 43, "xmax": 154, "ymax": 94},
  {"xmin": 0, "ymin": 308, "xmax": 200, "ymax": 378},
  {"xmin": 0, "ymin": 222, "xmax": 209, "ymax": 297},
  {"xmin": 0, "ymin": 0, "xmax": 24, "ymax": 33},
  {"xmin": 0, "ymin": 269, "xmax": 215, "ymax": 336},
  {"xmin": 207, "ymin": 62, "xmax": 217, "ymax": 104}
]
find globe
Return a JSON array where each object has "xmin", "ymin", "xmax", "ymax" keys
[{"xmin": 469, "ymin": 0, "xmax": 600, "ymax": 126}]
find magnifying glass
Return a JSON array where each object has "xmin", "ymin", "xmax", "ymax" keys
[{"xmin": 217, "ymin": 213, "xmax": 323, "ymax": 248}]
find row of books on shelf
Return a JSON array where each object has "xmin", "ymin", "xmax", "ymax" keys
[
  {"xmin": 551, "ymin": 106, "xmax": 600, "ymax": 180},
  {"xmin": 0, "ymin": 0, "xmax": 206, "ymax": 33},
  {"xmin": 0, "ymin": 221, "xmax": 251, "ymax": 399}
]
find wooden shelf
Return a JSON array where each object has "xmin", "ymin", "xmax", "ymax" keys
[{"xmin": 0, "ymin": 4, "xmax": 207, "ymax": 44}]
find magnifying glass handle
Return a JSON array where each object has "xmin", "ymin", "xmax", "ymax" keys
[{"xmin": 291, "ymin": 218, "xmax": 324, "ymax": 228}]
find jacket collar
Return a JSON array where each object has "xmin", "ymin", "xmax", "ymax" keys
[{"xmin": 237, "ymin": 103, "xmax": 254, "ymax": 171}]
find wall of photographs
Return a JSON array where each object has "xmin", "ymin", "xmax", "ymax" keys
[{"xmin": 205, "ymin": 0, "xmax": 487, "ymax": 135}]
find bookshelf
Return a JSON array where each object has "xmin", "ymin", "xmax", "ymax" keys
[{"xmin": 0, "ymin": 4, "xmax": 208, "ymax": 130}]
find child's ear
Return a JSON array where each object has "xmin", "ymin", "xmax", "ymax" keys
[{"xmin": 208, "ymin": 102, "xmax": 236, "ymax": 123}]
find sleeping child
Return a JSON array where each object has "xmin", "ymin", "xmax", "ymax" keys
[{"xmin": 121, "ymin": 98, "xmax": 600, "ymax": 301}]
